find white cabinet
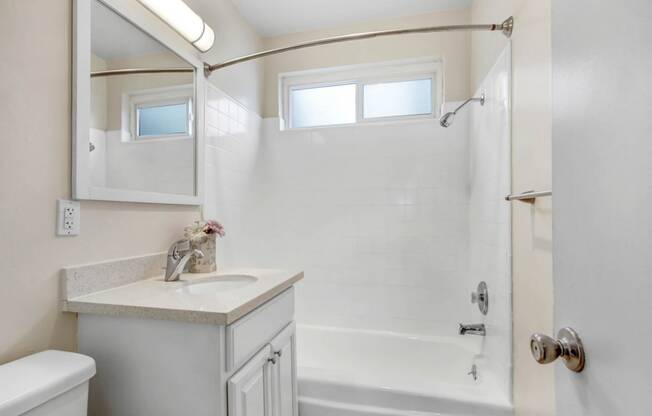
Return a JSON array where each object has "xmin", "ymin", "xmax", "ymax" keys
[
  {"xmin": 228, "ymin": 345, "xmax": 274, "ymax": 416},
  {"xmin": 77, "ymin": 287, "xmax": 297, "ymax": 416},
  {"xmin": 270, "ymin": 323, "xmax": 297, "ymax": 416},
  {"xmin": 228, "ymin": 322, "xmax": 297, "ymax": 416}
]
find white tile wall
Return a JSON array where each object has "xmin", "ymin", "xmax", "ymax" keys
[
  {"xmin": 205, "ymin": 61, "xmax": 511, "ymax": 397},
  {"xmin": 468, "ymin": 45, "xmax": 512, "ymax": 400},
  {"xmin": 258, "ymin": 120, "xmax": 472, "ymax": 337},
  {"xmin": 87, "ymin": 128, "xmax": 195, "ymax": 195},
  {"xmin": 205, "ymin": 80, "xmax": 473, "ymax": 337}
]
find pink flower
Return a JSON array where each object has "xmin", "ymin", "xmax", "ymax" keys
[{"xmin": 203, "ymin": 220, "xmax": 225, "ymax": 237}]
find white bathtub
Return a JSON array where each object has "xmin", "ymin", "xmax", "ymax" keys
[{"xmin": 297, "ymin": 325, "xmax": 512, "ymax": 416}]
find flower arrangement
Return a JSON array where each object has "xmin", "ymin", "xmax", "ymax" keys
[
  {"xmin": 184, "ymin": 220, "xmax": 225, "ymax": 273},
  {"xmin": 185, "ymin": 219, "xmax": 226, "ymax": 240}
]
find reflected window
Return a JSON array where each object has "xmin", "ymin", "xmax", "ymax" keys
[{"xmin": 137, "ymin": 101, "xmax": 190, "ymax": 138}]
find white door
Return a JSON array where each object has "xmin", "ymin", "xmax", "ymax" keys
[
  {"xmin": 228, "ymin": 345, "xmax": 273, "ymax": 416},
  {"xmin": 269, "ymin": 322, "xmax": 298, "ymax": 416},
  {"xmin": 552, "ymin": 1, "xmax": 652, "ymax": 414}
]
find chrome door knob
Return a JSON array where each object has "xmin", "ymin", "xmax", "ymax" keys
[{"xmin": 530, "ymin": 327, "xmax": 585, "ymax": 372}]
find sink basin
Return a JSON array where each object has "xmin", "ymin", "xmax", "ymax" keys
[{"xmin": 176, "ymin": 274, "xmax": 257, "ymax": 295}]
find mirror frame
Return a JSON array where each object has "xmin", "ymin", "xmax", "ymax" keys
[{"xmin": 72, "ymin": 0, "xmax": 205, "ymax": 205}]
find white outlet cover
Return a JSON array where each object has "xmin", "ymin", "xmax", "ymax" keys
[{"xmin": 57, "ymin": 199, "xmax": 80, "ymax": 236}]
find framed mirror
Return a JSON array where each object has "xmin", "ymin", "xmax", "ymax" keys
[{"xmin": 73, "ymin": 0, "xmax": 204, "ymax": 205}]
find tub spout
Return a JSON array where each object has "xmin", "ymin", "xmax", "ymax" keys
[{"xmin": 459, "ymin": 323, "xmax": 486, "ymax": 336}]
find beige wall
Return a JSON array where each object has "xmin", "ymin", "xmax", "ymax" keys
[
  {"xmin": 188, "ymin": 0, "xmax": 265, "ymax": 115},
  {"xmin": 0, "ymin": 0, "xmax": 262, "ymax": 365},
  {"xmin": 471, "ymin": 1, "xmax": 554, "ymax": 415},
  {"xmin": 261, "ymin": 9, "xmax": 471, "ymax": 118}
]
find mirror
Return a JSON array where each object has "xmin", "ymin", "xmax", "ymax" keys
[{"xmin": 74, "ymin": 0, "xmax": 204, "ymax": 205}]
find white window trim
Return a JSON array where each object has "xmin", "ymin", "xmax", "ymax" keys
[
  {"xmin": 121, "ymin": 84, "xmax": 194, "ymax": 142},
  {"xmin": 279, "ymin": 58, "xmax": 443, "ymax": 130}
]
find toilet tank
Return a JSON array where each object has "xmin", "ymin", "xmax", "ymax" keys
[{"xmin": 0, "ymin": 350, "xmax": 95, "ymax": 416}]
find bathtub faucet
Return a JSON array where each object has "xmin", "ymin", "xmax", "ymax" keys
[{"xmin": 459, "ymin": 323, "xmax": 486, "ymax": 336}]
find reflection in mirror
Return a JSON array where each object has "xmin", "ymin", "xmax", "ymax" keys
[{"xmin": 89, "ymin": 0, "xmax": 196, "ymax": 196}]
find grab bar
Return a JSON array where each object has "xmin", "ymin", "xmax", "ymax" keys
[{"xmin": 505, "ymin": 190, "xmax": 552, "ymax": 203}]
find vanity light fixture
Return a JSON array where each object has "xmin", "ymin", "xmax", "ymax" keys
[{"xmin": 137, "ymin": 0, "xmax": 215, "ymax": 52}]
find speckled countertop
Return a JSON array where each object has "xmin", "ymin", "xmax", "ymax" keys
[{"xmin": 61, "ymin": 253, "xmax": 303, "ymax": 325}]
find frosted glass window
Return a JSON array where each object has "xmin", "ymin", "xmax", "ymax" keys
[
  {"xmin": 363, "ymin": 79, "xmax": 432, "ymax": 119},
  {"xmin": 137, "ymin": 102, "xmax": 188, "ymax": 137},
  {"xmin": 290, "ymin": 84, "xmax": 356, "ymax": 128}
]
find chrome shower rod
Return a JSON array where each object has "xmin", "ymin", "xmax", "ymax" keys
[
  {"xmin": 204, "ymin": 17, "xmax": 514, "ymax": 74},
  {"xmin": 91, "ymin": 67, "xmax": 194, "ymax": 78}
]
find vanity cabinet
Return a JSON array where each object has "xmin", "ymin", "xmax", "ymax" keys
[
  {"xmin": 228, "ymin": 322, "xmax": 297, "ymax": 416},
  {"xmin": 77, "ymin": 287, "xmax": 298, "ymax": 416},
  {"xmin": 228, "ymin": 345, "xmax": 273, "ymax": 416}
]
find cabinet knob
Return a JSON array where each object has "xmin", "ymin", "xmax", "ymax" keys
[
  {"xmin": 530, "ymin": 327, "xmax": 585, "ymax": 372},
  {"xmin": 267, "ymin": 357, "xmax": 277, "ymax": 365},
  {"xmin": 274, "ymin": 350, "xmax": 282, "ymax": 357}
]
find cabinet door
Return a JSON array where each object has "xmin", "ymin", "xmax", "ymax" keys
[
  {"xmin": 269, "ymin": 322, "xmax": 297, "ymax": 416},
  {"xmin": 228, "ymin": 345, "xmax": 273, "ymax": 416}
]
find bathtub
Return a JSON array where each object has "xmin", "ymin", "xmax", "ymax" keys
[{"xmin": 296, "ymin": 325, "xmax": 512, "ymax": 416}]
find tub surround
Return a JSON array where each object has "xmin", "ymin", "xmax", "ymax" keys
[{"xmin": 61, "ymin": 253, "xmax": 303, "ymax": 324}]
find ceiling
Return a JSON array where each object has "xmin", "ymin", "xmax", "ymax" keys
[
  {"xmin": 229, "ymin": 0, "xmax": 472, "ymax": 37},
  {"xmin": 91, "ymin": 0, "xmax": 169, "ymax": 61}
]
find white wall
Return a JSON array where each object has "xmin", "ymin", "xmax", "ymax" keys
[
  {"xmin": 203, "ymin": 85, "xmax": 263, "ymax": 264},
  {"xmin": 187, "ymin": 0, "xmax": 266, "ymax": 115},
  {"xmin": 204, "ymin": 75, "xmax": 472, "ymax": 336},
  {"xmin": 468, "ymin": 46, "xmax": 512, "ymax": 401},
  {"xmin": 261, "ymin": 118, "xmax": 471, "ymax": 336},
  {"xmin": 552, "ymin": 1, "xmax": 652, "ymax": 414},
  {"xmin": 104, "ymin": 132, "xmax": 195, "ymax": 195},
  {"xmin": 470, "ymin": 1, "xmax": 554, "ymax": 415}
]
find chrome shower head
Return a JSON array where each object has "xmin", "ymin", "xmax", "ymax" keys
[
  {"xmin": 438, "ymin": 92, "xmax": 485, "ymax": 128},
  {"xmin": 439, "ymin": 112, "xmax": 455, "ymax": 128}
]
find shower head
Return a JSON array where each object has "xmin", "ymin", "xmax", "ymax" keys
[
  {"xmin": 438, "ymin": 92, "xmax": 485, "ymax": 128},
  {"xmin": 439, "ymin": 112, "xmax": 455, "ymax": 128}
]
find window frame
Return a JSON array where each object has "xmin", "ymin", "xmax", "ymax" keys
[
  {"xmin": 123, "ymin": 84, "xmax": 195, "ymax": 142},
  {"xmin": 279, "ymin": 59, "xmax": 443, "ymax": 130}
]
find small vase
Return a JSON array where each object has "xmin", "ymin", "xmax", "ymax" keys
[{"xmin": 189, "ymin": 233, "xmax": 217, "ymax": 273}]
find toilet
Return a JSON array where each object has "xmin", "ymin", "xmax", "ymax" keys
[{"xmin": 0, "ymin": 350, "xmax": 95, "ymax": 416}]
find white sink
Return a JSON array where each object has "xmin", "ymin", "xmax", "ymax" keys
[{"xmin": 176, "ymin": 274, "xmax": 258, "ymax": 295}]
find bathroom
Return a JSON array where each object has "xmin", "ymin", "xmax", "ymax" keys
[{"xmin": 0, "ymin": 0, "xmax": 650, "ymax": 415}]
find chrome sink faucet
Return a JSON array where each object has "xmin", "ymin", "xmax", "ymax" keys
[
  {"xmin": 164, "ymin": 239, "xmax": 204, "ymax": 282},
  {"xmin": 459, "ymin": 323, "xmax": 486, "ymax": 336}
]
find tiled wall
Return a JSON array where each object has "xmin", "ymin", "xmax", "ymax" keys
[
  {"xmin": 468, "ymin": 46, "xmax": 512, "ymax": 399},
  {"xmin": 205, "ymin": 65, "xmax": 511, "ymax": 394},
  {"xmin": 88, "ymin": 128, "xmax": 195, "ymax": 195},
  {"xmin": 205, "ymin": 80, "xmax": 473, "ymax": 337},
  {"xmin": 204, "ymin": 85, "xmax": 263, "ymax": 266},
  {"xmin": 258, "ymin": 118, "xmax": 472, "ymax": 336}
]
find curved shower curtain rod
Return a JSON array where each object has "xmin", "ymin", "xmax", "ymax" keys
[
  {"xmin": 91, "ymin": 17, "xmax": 513, "ymax": 78},
  {"xmin": 204, "ymin": 17, "xmax": 513, "ymax": 74}
]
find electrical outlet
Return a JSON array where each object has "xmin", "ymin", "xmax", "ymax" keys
[{"xmin": 57, "ymin": 199, "xmax": 80, "ymax": 236}]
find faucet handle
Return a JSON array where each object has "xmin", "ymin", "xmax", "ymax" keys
[
  {"xmin": 168, "ymin": 239, "xmax": 191, "ymax": 258},
  {"xmin": 470, "ymin": 281, "xmax": 489, "ymax": 315}
]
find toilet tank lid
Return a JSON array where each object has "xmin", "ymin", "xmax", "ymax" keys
[{"xmin": 0, "ymin": 350, "xmax": 96, "ymax": 415}]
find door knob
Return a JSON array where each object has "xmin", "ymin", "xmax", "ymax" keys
[{"xmin": 530, "ymin": 327, "xmax": 585, "ymax": 372}]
